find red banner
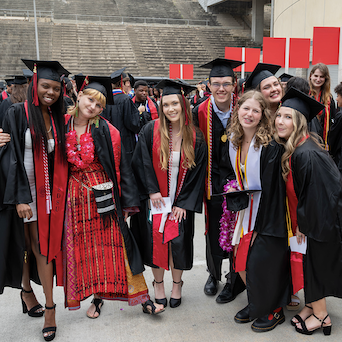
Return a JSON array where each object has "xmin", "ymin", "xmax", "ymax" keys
[
  {"xmin": 289, "ymin": 38, "xmax": 310, "ymax": 68},
  {"xmin": 245, "ymin": 48, "xmax": 261, "ymax": 72},
  {"xmin": 169, "ymin": 64, "xmax": 193, "ymax": 79},
  {"xmin": 225, "ymin": 47, "xmax": 242, "ymax": 71},
  {"xmin": 263, "ymin": 37, "xmax": 286, "ymax": 67},
  {"xmin": 312, "ymin": 27, "xmax": 340, "ymax": 65}
]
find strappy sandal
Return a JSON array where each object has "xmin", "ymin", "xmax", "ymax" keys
[
  {"xmin": 152, "ymin": 279, "xmax": 167, "ymax": 308},
  {"xmin": 86, "ymin": 298, "xmax": 104, "ymax": 319},
  {"xmin": 42, "ymin": 304, "xmax": 56, "ymax": 341},
  {"xmin": 170, "ymin": 280, "xmax": 183, "ymax": 308},
  {"xmin": 21, "ymin": 288, "xmax": 44, "ymax": 317},
  {"xmin": 295, "ymin": 313, "xmax": 332, "ymax": 336},
  {"xmin": 142, "ymin": 299, "xmax": 165, "ymax": 315},
  {"xmin": 286, "ymin": 294, "xmax": 300, "ymax": 311},
  {"xmin": 291, "ymin": 304, "xmax": 312, "ymax": 326}
]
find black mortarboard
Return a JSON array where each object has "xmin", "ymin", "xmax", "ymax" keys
[
  {"xmin": 279, "ymin": 73, "xmax": 293, "ymax": 83},
  {"xmin": 22, "ymin": 69, "xmax": 34, "ymax": 79},
  {"xmin": 5, "ymin": 78, "xmax": 15, "ymax": 85},
  {"xmin": 127, "ymin": 73, "xmax": 135, "ymax": 87},
  {"xmin": 75, "ymin": 75, "xmax": 114, "ymax": 105},
  {"xmin": 12, "ymin": 76, "xmax": 28, "ymax": 85},
  {"xmin": 281, "ymin": 87, "xmax": 325, "ymax": 122},
  {"xmin": 21, "ymin": 59, "xmax": 70, "ymax": 81},
  {"xmin": 200, "ymin": 58, "xmax": 244, "ymax": 78},
  {"xmin": 245, "ymin": 63, "xmax": 281, "ymax": 89},
  {"xmin": 156, "ymin": 79, "xmax": 196, "ymax": 96},
  {"xmin": 110, "ymin": 67, "xmax": 126, "ymax": 84}
]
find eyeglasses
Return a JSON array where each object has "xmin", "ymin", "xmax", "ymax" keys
[{"xmin": 211, "ymin": 82, "xmax": 234, "ymax": 89}]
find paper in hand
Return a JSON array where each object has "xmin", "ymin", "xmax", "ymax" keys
[
  {"xmin": 150, "ymin": 197, "xmax": 172, "ymax": 215},
  {"xmin": 289, "ymin": 236, "xmax": 307, "ymax": 254}
]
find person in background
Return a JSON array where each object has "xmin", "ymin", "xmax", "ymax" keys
[{"xmin": 0, "ymin": 78, "xmax": 14, "ymax": 103}]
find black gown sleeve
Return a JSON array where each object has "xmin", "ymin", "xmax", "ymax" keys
[
  {"xmin": 293, "ymin": 139, "xmax": 342, "ymax": 242},
  {"xmin": 123, "ymin": 97, "xmax": 140, "ymax": 134},
  {"xmin": 0, "ymin": 98, "xmax": 12, "ymax": 127}
]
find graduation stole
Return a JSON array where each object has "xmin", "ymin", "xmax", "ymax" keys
[
  {"xmin": 132, "ymin": 96, "xmax": 159, "ymax": 120},
  {"xmin": 151, "ymin": 119, "xmax": 195, "ymax": 270},
  {"xmin": 312, "ymin": 91, "xmax": 330, "ymax": 150},
  {"xmin": 1, "ymin": 90, "xmax": 8, "ymax": 100},
  {"xmin": 24, "ymin": 100, "xmax": 68, "ymax": 262},
  {"xmin": 229, "ymin": 136, "xmax": 262, "ymax": 235}
]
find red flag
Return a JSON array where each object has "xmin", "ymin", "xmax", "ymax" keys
[
  {"xmin": 225, "ymin": 47, "xmax": 242, "ymax": 71},
  {"xmin": 312, "ymin": 27, "xmax": 340, "ymax": 65},
  {"xmin": 169, "ymin": 64, "xmax": 193, "ymax": 79},
  {"xmin": 263, "ymin": 37, "xmax": 286, "ymax": 67},
  {"xmin": 289, "ymin": 38, "xmax": 310, "ymax": 68},
  {"xmin": 245, "ymin": 48, "xmax": 261, "ymax": 72},
  {"xmin": 183, "ymin": 64, "xmax": 193, "ymax": 80},
  {"xmin": 169, "ymin": 64, "xmax": 181, "ymax": 79}
]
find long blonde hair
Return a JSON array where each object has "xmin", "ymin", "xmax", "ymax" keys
[
  {"xmin": 309, "ymin": 63, "xmax": 331, "ymax": 106},
  {"xmin": 228, "ymin": 90, "xmax": 272, "ymax": 150},
  {"xmin": 67, "ymin": 88, "xmax": 106, "ymax": 124},
  {"xmin": 273, "ymin": 108, "xmax": 323, "ymax": 181},
  {"xmin": 158, "ymin": 94, "xmax": 195, "ymax": 170}
]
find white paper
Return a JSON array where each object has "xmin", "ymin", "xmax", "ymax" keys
[
  {"xmin": 150, "ymin": 197, "xmax": 172, "ymax": 215},
  {"xmin": 289, "ymin": 236, "xmax": 307, "ymax": 254}
]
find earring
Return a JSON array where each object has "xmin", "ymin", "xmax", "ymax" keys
[{"xmin": 75, "ymin": 101, "xmax": 79, "ymax": 118}]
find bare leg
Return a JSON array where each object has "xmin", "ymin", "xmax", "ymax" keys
[
  {"xmin": 296, "ymin": 298, "xmax": 331, "ymax": 330},
  {"xmin": 238, "ymin": 271, "xmax": 247, "ymax": 285},
  {"xmin": 30, "ymin": 223, "xmax": 55, "ymax": 338},
  {"xmin": 151, "ymin": 267, "xmax": 166, "ymax": 300},
  {"xmin": 169, "ymin": 246, "xmax": 183, "ymax": 299}
]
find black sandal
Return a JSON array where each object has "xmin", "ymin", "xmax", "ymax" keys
[
  {"xmin": 295, "ymin": 313, "xmax": 332, "ymax": 336},
  {"xmin": 42, "ymin": 304, "xmax": 56, "ymax": 341},
  {"xmin": 21, "ymin": 288, "xmax": 44, "ymax": 317},
  {"xmin": 87, "ymin": 298, "xmax": 104, "ymax": 319},
  {"xmin": 291, "ymin": 304, "xmax": 313, "ymax": 326},
  {"xmin": 142, "ymin": 299, "xmax": 165, "ymax": 315},
  {"xmin": 152, "ymin": 279, "xmax": 167, "ymax": 308}
]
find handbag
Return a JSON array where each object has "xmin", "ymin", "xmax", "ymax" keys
[{"xmin": 92, "ymin": 181, "xmax": 115, "ymax": 215}]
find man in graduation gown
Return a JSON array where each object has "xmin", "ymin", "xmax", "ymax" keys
[
  {"xmin": 192, "ymin": 58, "xmax": 246, "ymax": 303},
  {"xmin": 0, "ymin": 79, "xmax": 14, "ymax": 104},
  {"xmin": 101, "ymin": 67, "xmax": 140, "ymax": 165},
  {"xmin": 132, "ymin": 80, "xmax": 159, "ymax": 128}
]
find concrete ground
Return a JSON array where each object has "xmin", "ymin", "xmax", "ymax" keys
[{"xmin": 1, "ymin": 212, "xmax": 341, "ymax": 341}]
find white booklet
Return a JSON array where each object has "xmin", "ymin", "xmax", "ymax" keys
[
  {"xmin": 289, "ymin": 236, "xmax": 307, "ymax": 254},
  {"xmin": 150, "ymin": 197, "xmax": 172, "ymax": 215}
]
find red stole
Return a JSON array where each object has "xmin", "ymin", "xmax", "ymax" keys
[
  {"xmin": 151, "ymin": 119, "xmax": 195, "ymax": 270},
  {"xmin": 1, "ymin": 90, "xmax": 8, "ymax": 100},
  {"xmin": 24, "ymin": 101, "xmax": 68, "ymax": 263},
  {"xmin": 132, "ymin": 96, "xmax": 159, "ymax": 120}
]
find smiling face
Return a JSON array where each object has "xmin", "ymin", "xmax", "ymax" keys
[
  {"xmin": 238, "ymin": 97, "xmax": 262, "ymax": 132},
  {"xmin": 275, "ymin": 106, "xmax": 294, "ymax": 140},
  {"xmin": 77, "ymin": 91, "xmax": 103, "ymax": 120},
  {"xmin": 259, "ymin": 76, "xmax": 282, "ymax": 106},
  {"xmin": 162, "ymin": 94, "xmax": 182, "ymax": 124},
  {"xmin": 208, "ymin": 76, "xmax": 234, "ymax": 109},
  {"xmin": 37, "ymin": 78, "xmax": 61, "ymax": 107},
  {"xmin": 310, "ymin": 68, "xmax": 325, "ymax": 90}
]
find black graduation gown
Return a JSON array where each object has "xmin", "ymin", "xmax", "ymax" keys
[
  {"xmin": 0, "ymin": 97, "xmax": 13, "ymax": 127},
  {"xmin": 193, "ymin": 102, "xmax": 235, "ymax": 280},
  {"xmin": 291, "ymin": 138, "xmax": 342, "ymax": 303},
  {"xmin": 328, "ymin": 108, "xmax": 342, "ymax": 173},
  {"xmin": 242, "ymin": 140, "xmax": 290, "ymax": 319},
  {"xmin": 102, "ymin": 92, "xmax": 140, "ymax": 165},
  {"xmin": 130, "ymin": 120, "xmax": 207, "ymax": 270},
  {"xmin": 65, "ymin": 116, "xmax": 145, "ymax": 276},
  {"xmin": 0, "ymin": 103, "xmax": 38, "ymax": 293}
]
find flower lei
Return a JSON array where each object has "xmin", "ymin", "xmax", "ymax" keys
[
  {"xmin": 66, "ymin": 122, "xmax": 95, "ymax": 169},
  {"xmin": 219, "ymin": 179, "xmax": 239, "ymax": 252}
]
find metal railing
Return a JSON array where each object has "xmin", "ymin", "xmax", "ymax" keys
[{"xmin": 0, "ymin": 9, "xmax": 211, "ymax": 26}]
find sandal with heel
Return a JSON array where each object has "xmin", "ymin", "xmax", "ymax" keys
[
  {"xmin": 152, "ymin": 280, "xmax": 167, "ymax": 308},
  {"xmin": 86, "ymin": 298, "xmax": 104, "ymax": 319},
  {"xmin": 142, "ymin": 299, "xmax": 165, "ymax": 315},
  {"xmin": 21, "ymin": 288, "xmax": 44, "ymax": 317},
  {"xmin": 170, "ymin": 280, "xmax": 183, "ymax": 308},
  {"xmin": 42, "ymin": 304, "xmax": 56, "ymax": 341},
  {"xmin": 291, "ymin": 304, "xmax": 313, "ymax": 326},
  {"xmin": 295, "ymin": 313, "xmax": 332, "ymax": 336}
]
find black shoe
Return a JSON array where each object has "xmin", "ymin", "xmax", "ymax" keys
[
  {"xmin": 152, "ymin": 280, "xmax": 167, "ymax": 308},
  {"xmin": 170, "ymin": 280, "xmax": 183, "ymax": 308},
  {"xmin": 216, "ymin": 282, "xmax": 236, "ymax": 304},
  {"xmin": 21, "ymin": 288, "xmax": 44, "ymax": 317},
  {"xmin": 42, "ymin": 304, "xmax": 57, "ymax": 341},
  {"xmin": 251, "ymin": 308, "xmax": 285, "ymax": 333},
  {"xmin": 234, "ymin": 305, "xmax": 253, "ymax": 324},
  {"xmin": 204, "ymin": 274, "xmax": 218, "ymax": 296}
]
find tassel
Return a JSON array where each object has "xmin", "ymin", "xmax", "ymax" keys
[
  {"xmin": 79, "ymin": 75, "xmax": 89, "ymax": 92},
  {"xmin": 181, "ymin": 88, "xmax": 189, "ymax": 125},
  {"xmin": 32, "ymin": 63, "xmax": 39, "ymax": 106}
]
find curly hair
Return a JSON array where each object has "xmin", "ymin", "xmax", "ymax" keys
[
  {"xmin": 228, "ymin": 90, "xmax": 272, "ymax": 150},
  {"xmin": 158, "ymin": 94, "xmax": 195, "ymax": 170}
]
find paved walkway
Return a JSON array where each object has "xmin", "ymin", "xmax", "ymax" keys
[{"xmin": 1, "ymin": 213, "xmax": 341, "ymax": 341}]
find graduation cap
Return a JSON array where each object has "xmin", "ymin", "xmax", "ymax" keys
[
  {"xmin": 110, "ymin": 67, "xmax": 126, "ymax": 84},
  {"xmin": 11, "ymin": 75, "xmax": 28, "ymax": 85},
  {"xmin": 4, "ymin": 78, "xmax": 15, "ymax": 86},
  {"xmin": 75, "ymin": 75, "xmax": 114, "ymax": 105},
  {"xmin": 155, "ymin": 79, "xmax": 196, "ymax": 125},
  {"xmin": 22, "ymin": 69, "xmax": 34, "ymax": 79},
  {"xmin": 0, "ymin": 81, "xmax": 5, "ymax": 89},
  {"xmin": 245, "ymin": 63, "xmax": 281, "ymax": 90},
  {"xmin": 71, "ymin": 73, "xmax": 84, "ymax": 80},
  {"xmin": 280, "ymin": 87, "xmax": 325, "ymax": 122},
  {"xmin": 200, "ymin": 58, "xmax": 244, "ymax": 78},
  {"xmin": 279, "ymin": 73, "xmax": 293, "ymax": 83},
  {"xmin": 127, "ymin": 73, "xmax": 135, "ymax": 87}
]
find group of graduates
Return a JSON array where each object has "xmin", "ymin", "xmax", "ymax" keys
[{"xmin": 0, "ymin": 56, "xmax": 342, "ymax": 341}]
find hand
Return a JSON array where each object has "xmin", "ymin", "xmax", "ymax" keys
[
  {"xmin": 227, "ymin": 187, "xmax": 237, "ymax": 193},
  {"xmin": 124, "ymin": 211, "xmax": 129, "ymax": 222},
  {"xmin": 0, "ymin": 128, "xmax": 11, "ymax": 147},
  {"xmin": 171, "ymin": 206, "xmax": 186, "ymax": 223},
  {"xmin": 138, "ymin": 105, "xmax": 146, "ymax": 113},
  {"xmin": 296, "ymin": 226, "xmax": 305, "ymax": 244},
  {"xmin": 149, "ymin": 192, "xmax": 165, "ymax": 210},
  {"xmin": 16, "ymin": 204, "xmax": 33, "ymax": 220}
]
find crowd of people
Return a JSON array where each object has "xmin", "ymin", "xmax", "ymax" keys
[{"xmin": 0, "ymin": 57, "xmax": 342, "ymax": 341}]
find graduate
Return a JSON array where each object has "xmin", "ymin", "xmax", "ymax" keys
[
  {"xmin": 193, "ymin": 58, "xmax": 246, "ymax": 304},
  {"xmin": 0, "ymin": 59, "xmax": 70, "ymax": 341},
  {"xmin": 226, "ymin": 90, "xmax": 290, "ymax": 332},
  {"xmin": 131, "ymin": 79, "xmax": 207, "ymax": 308},
  {"xmin": 274, "ymin": 87, "xmax": 342, "ymax": 336},
  {"xmin": 0, "ymin": 78, "xmax": 14, "ymax": 103}
]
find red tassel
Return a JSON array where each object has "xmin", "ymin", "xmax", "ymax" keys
[
  {"xmin": 181, "ymin": 88, "xmax": 189, "ymax": 125},
  {"xmin": 32, "ymin": 63, "xmax": 39, "ymax": 106},
  {"xmin": 79, "ymin": 75, "xmax": 89, "ymax": 92}
]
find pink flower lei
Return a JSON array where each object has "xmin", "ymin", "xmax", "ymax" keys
[
  {"xmin": 219, "ymin": 180, "xmax": 239, "ymax": 252},
  {"xmin": 66, "ymin": 119, "xmax": 95, "ymax": 169}
]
